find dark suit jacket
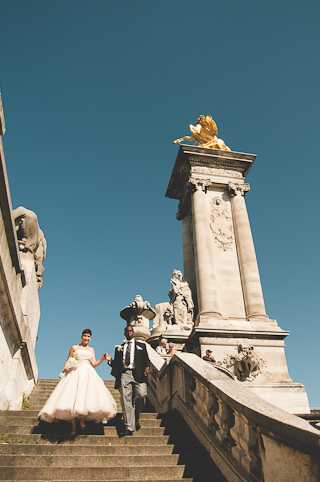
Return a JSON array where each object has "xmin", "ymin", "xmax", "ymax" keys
[{"xmin": 109, "ymin": 340, "xmax": 150, "ymax": 389}]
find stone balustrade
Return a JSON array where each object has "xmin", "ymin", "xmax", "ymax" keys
[{"xmin": 147, "ymin": 351, "xmax": 320, "ymax": 482}]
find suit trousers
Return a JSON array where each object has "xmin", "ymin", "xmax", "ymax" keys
[{"xmin": 120, "ymin": 369, "xmax": 147, "ymax": 432}]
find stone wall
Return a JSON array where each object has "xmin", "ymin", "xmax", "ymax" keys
[{"xmin": 0, "ymin": 98, "xmax": 45, "ymax": 409}]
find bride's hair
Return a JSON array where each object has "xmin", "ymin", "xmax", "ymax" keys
[{"xmin": 82, "ymin": 328, "xmax": 92, "ymax": 336}]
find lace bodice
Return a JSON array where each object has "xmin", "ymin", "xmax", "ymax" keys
[{"xmin": 73, "ymin": 345, "xmax": 95, "ymax": 363}]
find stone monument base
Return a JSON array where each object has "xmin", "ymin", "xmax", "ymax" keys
[
  {"xmin": 149, "ymin": 327, "xmax": 192, "ymax": 352},
  {"xmin": 186, "ymin": 322, "xmax": 310, "ymax": 414}
]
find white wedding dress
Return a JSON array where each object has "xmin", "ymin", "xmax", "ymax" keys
[{"xmin": 39, "ymin": 345, "xmax": 117, "ymax": 423}]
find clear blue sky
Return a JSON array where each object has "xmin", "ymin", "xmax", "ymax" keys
[{"xmin": 1, "ymin": 1, "xmax": 319, "ymax": 406}]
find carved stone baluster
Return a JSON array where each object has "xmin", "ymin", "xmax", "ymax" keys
[
  {"xmin": 185, "ymin": 373, "xmax": 197, "ymax": 408},
  {"xmin": 208, "ymin": 393, "xmax": 220, "ymax": 436},
  {"xmin": 214, "ymin": 398, "xmax": 236, "ymax": 450},
  {"xmin": 230, "ymin": 411, "xmax": 262, "ymax": 479}
]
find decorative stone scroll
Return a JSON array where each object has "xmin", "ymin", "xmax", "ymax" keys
[
  {"xmin": 228, "ymin": 182, "xmax": 250, "ymax": 197},
  {"xmin": 220, "ymin": 344, "xmax": 265, "ymax": 382},
  {"xmin": 189, "ymin": 176, "xmax": 212, "ymax": 193},
  {"xmin": 210, "ymin": 197, "xmax": 233, "ymax": 251},
  {"xmin": 13, "ymin": 206, "xmax": 47, "ymax": 287}
]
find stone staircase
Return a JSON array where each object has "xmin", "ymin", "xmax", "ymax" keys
[{"xmin": 0, "ymin": 379, "xmax": 222, "ymax": 481}]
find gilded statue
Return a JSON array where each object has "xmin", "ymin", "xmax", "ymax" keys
[{"xmin": 173, "ymin": 114, "xmax": 231, "ymax": 151}]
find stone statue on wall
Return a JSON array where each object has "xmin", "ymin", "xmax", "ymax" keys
[
  {"xmin": 169, "ymin": 270, "xmax": 194, "ymax": 327},
  {"xmin": 13, "ymin": 206, "xmax": 47, "ymax": 287},
  {"xmin": 153, "ymin": 270, "xmax": 195, "ymax": 334},
  {"xmin": 221, "ymin": 344, "xmax": 264, "ymax": 382}
]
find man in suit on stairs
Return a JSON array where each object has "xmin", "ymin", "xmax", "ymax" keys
[{"xmin": 106, "ymin": 325, "xmax": 150, "ymax": 436}]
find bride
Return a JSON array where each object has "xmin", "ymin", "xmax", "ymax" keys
[{"xmin": 39, "ymin": 328, "xmax": 117, "ymax": 432}]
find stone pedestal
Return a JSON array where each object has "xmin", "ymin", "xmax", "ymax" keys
[{"xmin": 166, "ymin": 145, "xmax": 310, "ymax": 413}]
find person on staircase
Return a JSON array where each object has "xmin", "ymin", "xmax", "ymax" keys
[
  {"xmin": 106, "ymin": 325, "xmax": 150, "ymax": 436},
  {"xmin": 38, "ymin": 328, "xmax": 117, "ymax": 435}
]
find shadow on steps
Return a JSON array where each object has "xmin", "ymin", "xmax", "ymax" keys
[
  {"xmin": 162, "ymin": 411, "xmax": 226, "ymax": 482},
  {"xmin": 33, "ymin": 413, "xmax": 125, "ymax": 442}
]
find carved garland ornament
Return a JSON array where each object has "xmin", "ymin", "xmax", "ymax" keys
[{"xmin": 210, "ymin": 197, "xmax": 234, "ymax": 251}]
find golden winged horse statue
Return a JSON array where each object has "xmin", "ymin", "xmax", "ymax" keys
[{"xmin": 173, "ymin": 114, "xmax": 231, "ymax": 151}]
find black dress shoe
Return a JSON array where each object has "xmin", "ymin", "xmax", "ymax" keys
[
  {"xmin": 135, "ymin": 422, "xmax": 141, "ymax": 431},
  {"xmin": 121, "ymin": 429, "xmax": 134, "ymax": 436}
]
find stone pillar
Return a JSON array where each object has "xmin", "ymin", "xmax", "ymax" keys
[
  {"xmin": 228, "ymin": 183, "xmax": 267, "ymax": 320},
  {"xmin": 182, "ymin": 214, "xmax": 197, "ymax": 312},
  {"xmin": 190, "ymin": 178, "xmax": 221, "ymax": 321}
]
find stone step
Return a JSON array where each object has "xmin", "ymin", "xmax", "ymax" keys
[
  {"xmin": 29, "ymin": 401, "xmax": 122, "ymax": 412},
  {"xmin": 0, "ymin": 411, "xmax": 157, "ymax": 419},
  {"xmin": 0, "ymin": 443, "xmax": 174, "ymax": 455},
  {"xmin": 0, "ymin": 479, "xmax": 192, "ymax": 482},
  {"xmin": 0, "ymin": 417, "xmax": 162, "ymax": 427},
  {"xmin": 0, "ymin": 465, "xmax": 186, "ymax": 480},
  {"xmin": 37, "ymin": 380, "xmax": 115, "ymax": 388},
  {"xmin": 28, "ymin": 393, "xmax": 121, "ymax": 401},
  {"xmin": 0, "ymin": 411, "xmax": 159, "ymax": 419},
  {"xmin": 0, "ymin": 454, "xmax": 180, "ymax": 467},
  {"xmin": 0, "ymin": 425, "xmax": 165, "ymax": 435},
  {"xmin": 28, "ymin": 393, "xmax": 121, "ymax": 403},
  {"xmin": 0, "ymin": 434, "xmax": 170, "ymax": 445}
]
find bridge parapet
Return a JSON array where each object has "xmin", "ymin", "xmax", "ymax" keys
[{"xmin": 148, "ymin": 351, "xmax": 320, "ymax": 482}]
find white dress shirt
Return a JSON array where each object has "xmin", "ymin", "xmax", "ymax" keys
[{"xmin": 123, "ymin": 339, "xmax": 135, "ymax": 369}]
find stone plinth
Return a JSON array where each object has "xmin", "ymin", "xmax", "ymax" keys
[{"xmin": 166, "ymin": 145, "xmax": 310, "ymax": 413}]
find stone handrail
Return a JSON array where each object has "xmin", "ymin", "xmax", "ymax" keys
[{"xmin": 147, "ymin": 351, "xmax": 320, "ymax": 482}]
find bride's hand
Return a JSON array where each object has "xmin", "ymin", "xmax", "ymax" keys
[{"xmin": 105, "ymin": 353, "xmax": 112, "ymax": 362}]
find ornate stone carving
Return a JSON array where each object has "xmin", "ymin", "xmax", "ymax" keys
[
  {"xmin": 189, "ymin": 176, "xmax": 211, "ymax": 193},
  {"xmin": 13, "ymin": 206, "xmax": 47, "ymax": 287},
  {"xmin": 173, "ymin": 114, "xmax": 231, "ymax": 151},
  {"xmin": 221, "ymin": 344, "xmax": 265, "ymax": 382},
  {"xmin": 120, "ymin": 294, "xmax": 156, "ymax": 341},
  {"xmin": 191, "ymin": 165, "xmax": 243, "ymax": 179},
  {"xmin": 228, "ymin": 182, "xmax": 250, "ymax": 197},
  {"xmin": 152, "ymin": 270, "xmax": 195, "ymax": 333},
  {"xmin": 210, "ymin": 197, "xmax": 233, "ymax": 251},
  {"xmin": 168, "ymin": 270, "xmax": 194, "ymax": 328}
]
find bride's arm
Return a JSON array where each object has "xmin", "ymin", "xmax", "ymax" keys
[
  {"xmin": 63, "ymin": 346, "xmax": 75, "ymax": 373},
  {"xmin": 90, "ymin": 347, "xmax": 105, "ymax": 368}
]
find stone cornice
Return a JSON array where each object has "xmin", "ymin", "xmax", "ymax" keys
[{"xmin": 166, "ymin": 144, "xmax": 256, "ymax": 200}]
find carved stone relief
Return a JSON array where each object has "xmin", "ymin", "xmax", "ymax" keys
[
  {"xmin": 210, "ymin": 196, "xmax": 234, "ymax": 251},
  {"xmin": 220, "ymin": 344, "xmax": 265, "ymax": 381},
  {"xmin": 191, "ymin": 165, "xmax": 243, "ymax": 179}
]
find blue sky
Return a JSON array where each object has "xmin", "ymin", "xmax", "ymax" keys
[{"xmin": 1, "ymin": 1, "xmax": 319, "ymax": 406}]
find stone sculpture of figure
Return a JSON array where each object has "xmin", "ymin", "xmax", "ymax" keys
[
  {"xmin": 173, "ymin": 114, "xmax": 231, "ymax": 151},
  {"xmin": 13, "ymin": 206, "xmax": 47, "ymax": 287},
  {"xmin": 168, "ymin": 269, "xmax": 194, "ymax": 328},
  {"xmin": 231, "ymin": 344, "xmax": 262, "ymax": 382}
]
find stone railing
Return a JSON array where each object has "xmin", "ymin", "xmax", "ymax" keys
[{"xmin": 147, "ymin": 351, "xmax": 320, "ymax": 482}]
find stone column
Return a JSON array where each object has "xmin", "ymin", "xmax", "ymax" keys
[
  {"xmin": 191, "ymin": 178, "xmax": 221, "ymax": 321},
  {"xmin": 182, "ymin": 214, "xmax": 197, "ymax": 311},
  {"xmin": 228, "ymin": 183, "xmax": 267, "ymax": 320}
]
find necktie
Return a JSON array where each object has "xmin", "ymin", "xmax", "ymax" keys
[{"xmin": 125, "ymin": 341, "xmax": 131, "ymax": 367}]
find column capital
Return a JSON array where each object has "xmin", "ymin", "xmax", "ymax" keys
[
  {"xmin": 189, "ymin": 176, "xmax": 212, "ymax": 193},
  {"xmin": 228, "ymin": 182, "xmax": 250, "ymax": 197}
]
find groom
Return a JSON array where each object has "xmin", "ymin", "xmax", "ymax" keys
[{"xmin": 107, "ymin": 325, "xmax": 150, "ymax": 436}]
